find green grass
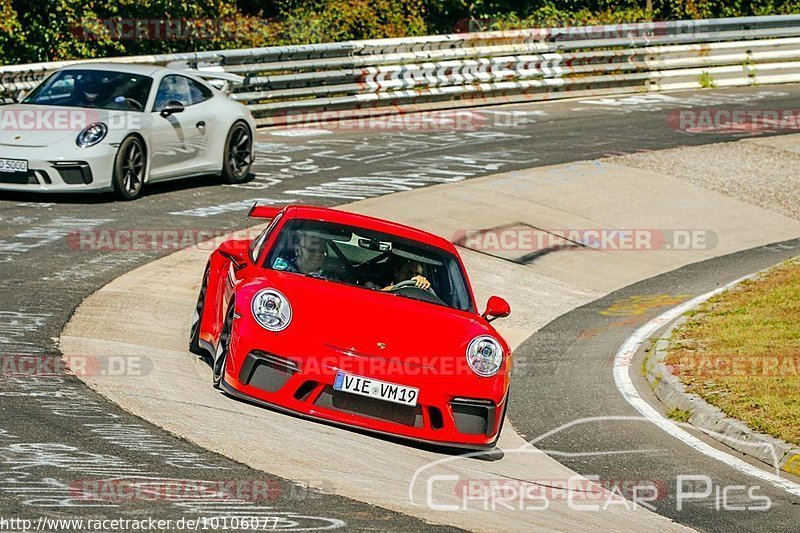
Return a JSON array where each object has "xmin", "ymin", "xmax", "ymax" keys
[
  {"xmin": 667, "ymin": 408, "xmax": 692, "ymax": 423},
  {"xmin": 699, "ymin": 71, "xmax": 716, "ymax": 88},
  {"xmin": 666, "ymin": 260, "xmax": 800, "ymax": 446}
]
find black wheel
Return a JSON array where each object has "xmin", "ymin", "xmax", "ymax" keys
[
  {"xmin": 189, "ymin": 265, "xmax": 210, "ymax": 358},
  {"xmin": 112, "ymin": 136, "xmax": 146, "ymax": 200},
  {"xmin": 213, "ymin": 304, "xmax": 235, "ymax": 389},
  {"xmin": 220, "ymin": 121, "xmax": 253, "ymax": 184}
]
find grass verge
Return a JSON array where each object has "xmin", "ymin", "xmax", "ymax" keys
[{"xmin": 665, "ymin": 259, "xmax": 800, "ymax": 446}]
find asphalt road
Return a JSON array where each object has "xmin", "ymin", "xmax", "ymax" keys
[{"xmin": 1, "ymin": 84, "xmax": 799, "ymax": 530}]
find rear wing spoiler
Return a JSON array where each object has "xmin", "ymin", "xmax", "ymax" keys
[
  {"xmin": 247, "ymin": 203, "xmax": 285, "ymax": 220},
  {"xmin": 187, "ymin": 68, "xmax": 245, "ymax": 85},
  {"xmin": 166, "ymin": 63, "xmax": 245, "ymax": 94}
]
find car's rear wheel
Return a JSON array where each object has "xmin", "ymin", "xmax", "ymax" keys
[
  {"xmin": 189, "ymin": 264, "xmax": 210, "ymax": 359},
  {"xmin": 212, "ymin": 303, "xmax": 235, "ymax": 389},
  {"xmin": 220, "ymin": 121, "xmax": 253, "ymax": 184},
  {"xmin": 112, "ymin": 136, "xmax": 146, "ymax": 200}
]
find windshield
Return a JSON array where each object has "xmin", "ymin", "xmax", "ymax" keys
[
  {"xmin": 265, "ymin": 219, "xmax": 474, "ymax": 312},
  {"xmin": 23, "ymin": 69, "xmax": 153, "ymax": 112}
]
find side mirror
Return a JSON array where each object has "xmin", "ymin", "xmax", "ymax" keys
[
  {"xmin": 159, "ymin": 100, "xmax": 185, "ymax": 118},
  {"xmin": 482, "ymin": 296, "xmax": 510, "ymax": 322},
  {"xmin": 217, "ymin": 241, "xmax": 249, "ymax": 270}
]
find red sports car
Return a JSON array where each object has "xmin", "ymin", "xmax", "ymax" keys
[{"xmin": 190, "ymin": 204, "xmax": 512, "ymax": 449}]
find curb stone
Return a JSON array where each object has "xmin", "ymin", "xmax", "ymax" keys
[{"xmin": 644, "ymin": 315, "xmax": 800, "ymax": 476}]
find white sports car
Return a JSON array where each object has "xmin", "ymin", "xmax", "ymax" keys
[{"xmin": 0, "ymin": 63, "xmax": 255, "ymax": 199}]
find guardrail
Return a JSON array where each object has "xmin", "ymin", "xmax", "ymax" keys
[{"xmin": 2, "ymin": 15, "xmax": 800, "ymax": 126}]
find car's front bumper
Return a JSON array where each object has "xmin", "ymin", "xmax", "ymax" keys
[
  {"xmin": 0, "ymin": 143, "xmax": 117, "ymax": 193},
  {"xmin": 219, "ymin": 324, "xmax": 510, "ymax": 449}
]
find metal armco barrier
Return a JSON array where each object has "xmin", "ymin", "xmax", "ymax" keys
[{"xmin": 2, "ymin": 15, "xmax": 800, "ymax": 125}]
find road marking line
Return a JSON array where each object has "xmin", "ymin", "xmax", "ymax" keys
[{"xmin": 613, "ymin": 273, "xmax": 800, "ymax": 497}]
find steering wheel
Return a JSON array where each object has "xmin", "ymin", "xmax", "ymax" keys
[
  {"xmin": 390, "ymin": 279, "xmax": 438, "ymax": 297},
  {"xmin": 124, "ymin": 97, "xmax": 144, "ymax": 110}
]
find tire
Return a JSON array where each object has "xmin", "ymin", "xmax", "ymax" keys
[
  {"xmin": 189, "ymin": 265, "xmax": 210, "ymax": 358},
  {"xmin": 112, "ymin": 136, "xmax": 146, "ymax": 200},
  {"xmin": 212, "ymin": 303, "xmax": 235, "ymax": 390},
  {"xmin": 220, "ymin": 121, "xmax": 253, "ymax": 184}
]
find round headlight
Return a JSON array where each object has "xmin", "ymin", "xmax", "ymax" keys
[
  {"xmin": 466, "ymin": 336, "xmax": 504, "ymax": 377},
  {"xmin": 76, "ymin": 122, "xmax": 108, "ymax": 148},
  {"xmin": 251, "ymin": 289, "xmax": 292, "ymax": 331}
]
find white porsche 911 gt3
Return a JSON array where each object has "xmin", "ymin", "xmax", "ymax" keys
[{"xmin": 0, "ymin": 63, "xmax": 255, "ymax": 199}]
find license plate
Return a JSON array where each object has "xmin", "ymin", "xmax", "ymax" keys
[
  {"xmin": 0, "ymin": 158, "xmax": 28, "ymax": 173},
  {"xmin": 333, "ymin": 371, "xmax": 419, "ymax": 407}
]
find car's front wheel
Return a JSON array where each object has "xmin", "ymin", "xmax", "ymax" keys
[
  {"xmin": 220, "ymin": 121, "xmax": 253, "ymax": 184},
  {"xmin": 112, "ymin": 136, "xmax": 146, "ymax": 200}
]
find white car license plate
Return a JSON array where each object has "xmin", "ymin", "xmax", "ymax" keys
[
  {"xmin": 0, "ymin": 158, "xmax": 28, "ymax": 173},
  {"xmin": 333, "ymin": 371, "xmax": 419, "ymax": 407}
]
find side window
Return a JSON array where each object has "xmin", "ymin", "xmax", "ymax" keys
[
  {"xmin": 187, "ymin": 78, "xmax": 213, "ymax": 105},
  {"xmin": 250, "ymin": 213, "xmax": 283, "ymax": 264},
  {"xmin": 153, "ymin": 75, "xmax": 193, "ymax": 111}
]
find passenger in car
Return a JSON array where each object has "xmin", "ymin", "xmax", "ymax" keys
[{"xmin": 273, "ymin": 232, "xmax": 347, "ymax": 281}]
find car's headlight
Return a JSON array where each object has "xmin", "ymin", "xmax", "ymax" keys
[
  {"xmin": 76, "ymin": 122, "xmax": 108, "ymax": 148},
  {"xmin": 466, "ymin": 336, "xmax": 504, "ymax": 377},
  {"xmin": 251, "ymin": 289, "xmax": 292, "ymax": 331}
]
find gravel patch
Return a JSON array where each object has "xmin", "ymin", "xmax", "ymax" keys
[{"xmin": 606, "ymin": 134, "xmax": 800, "ymax": 220}]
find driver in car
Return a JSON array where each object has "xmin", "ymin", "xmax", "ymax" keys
[
  {"xmin": 70, "ymin": 73, "xmax": 108, "ymax": 107},
  {"xmin": 382, "ymin": 259, "xmax": 431, "ymax": 291}
]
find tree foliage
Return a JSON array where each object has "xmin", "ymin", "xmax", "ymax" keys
[{"xmin": 1, "ymin": 0, "xmax": 799, "ymax": 65}]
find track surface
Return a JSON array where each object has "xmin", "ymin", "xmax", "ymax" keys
[{"xmin": 1, "ymin": 85, "xmax": 799, "ymax": 529}]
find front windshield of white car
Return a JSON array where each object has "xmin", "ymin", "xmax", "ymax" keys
[
  {"xmin": 23, "ymin": 69, "xmax": 153, "ymax": 112},
  {"xmin": 265, "ymin": 219, "xmax": 475, "ymax": 312}
]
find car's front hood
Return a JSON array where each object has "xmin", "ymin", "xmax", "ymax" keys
[
  {"xmin": 0, "ymin": 104, "xmax": 134, "ymax": 147},
  {"xmin": 254, "ymin": 272, "xmax": 485, "ymax": 368}
]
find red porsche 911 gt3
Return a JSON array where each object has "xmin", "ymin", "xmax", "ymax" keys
[{"xmin": 190, "ymin": 203, "xmax": 512, "ymax": 449}]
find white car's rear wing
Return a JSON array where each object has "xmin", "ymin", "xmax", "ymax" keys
[{"xmin": 167, "ymin": 63, "xmax": 245, "ymax": 94}]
